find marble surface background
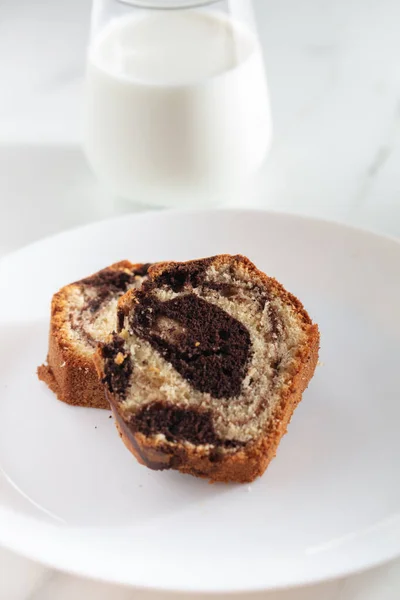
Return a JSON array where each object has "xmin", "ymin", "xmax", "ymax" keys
[{"xmin": 0, "ymin": 0, "xmax": 399, "ymax": 598}]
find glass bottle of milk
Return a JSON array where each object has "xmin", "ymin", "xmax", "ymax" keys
[{"xmin": 84, "ymin": 0, "xmax": 272, "ymax": 207}]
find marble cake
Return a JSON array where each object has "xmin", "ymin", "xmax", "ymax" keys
[
  {"xmin": 38, "ymin": 261, "xmax": 150, "ymax": 409},
  {"xmin": 95, "ymin": 255, "xmax": 319, "ymax": 482}
]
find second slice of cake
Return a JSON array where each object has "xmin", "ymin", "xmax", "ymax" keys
[{"xmin": 38, "ymin": 261, "xmax": 150, "ymax": 409}]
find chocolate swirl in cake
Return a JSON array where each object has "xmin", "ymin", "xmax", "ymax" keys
[
  {"xmin": 69, "ymin": 263, "xmax": 151, "ymax": 349},
  {"xmin": 129, "ymin": 401, "xmax": 244, "ymax": 448},
  {"xmin": 130, "ymin": 293, "xmax": 251, "ymax": 399},
  {"xmin": 101, "ymin": 333, "xmax": 133, "ymax": 398},
  {"xmin": 146, "ymin": 258, "xmax": 213, "ymax": 293},
  {"xmin": 82, "ymin": 263, "xmax": 151, "ymax": 313}
]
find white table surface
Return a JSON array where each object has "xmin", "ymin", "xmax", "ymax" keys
[{"xmin": 0, "ymin": 0, "xmax": 399, "ymax": 598}]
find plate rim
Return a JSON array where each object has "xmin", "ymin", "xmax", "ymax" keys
[
  {"xmin": 1, "ymin": 206, "xmax": 399, "ymax": 268},
  {"xmin": 1, "ymin": 512, "xmax": 400, "ymax": 594}
]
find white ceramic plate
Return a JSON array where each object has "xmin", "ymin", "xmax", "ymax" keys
[{"xmin": 0, "ymin": 209, "xmax": 399, "ymax": 593}]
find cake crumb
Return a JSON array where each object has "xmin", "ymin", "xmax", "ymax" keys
[
  {"xmin": 317, "ymin": 361, "xmax": 325, "ymax": 367},
  {"xmin": 195, "ymin": 341, "xmax": 201, "ymax": 347},
  {"xmin": 114, "ymin": 352, "xmax": 125, "ymax": 365}
]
